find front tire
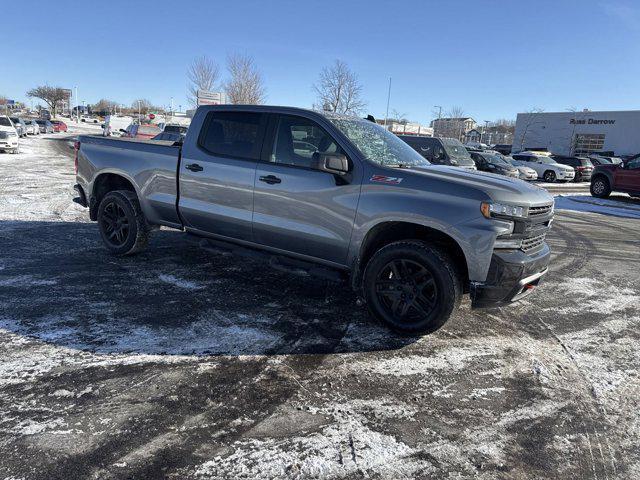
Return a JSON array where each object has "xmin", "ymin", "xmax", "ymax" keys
[
  {"xmin": 543, "ymin": 170, "xmax": 556, "ymax": 183},
  {"xmin": 363, "ymin": 241, "xmax": 461, "ymax": 334},
  {"xmin": 590, "ymin": 177, "xmax": 611, "ymax": 198},
  {"xmin": 97, "ymin": 190, "xmax": 150, "ymax": 255}
]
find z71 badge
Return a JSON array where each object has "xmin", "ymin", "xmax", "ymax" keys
[{"xmin": 370, "ymin": 175, "xmax": 403, "ymax": 184}]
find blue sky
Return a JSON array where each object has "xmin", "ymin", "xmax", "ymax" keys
[{"xmin": 2, "ymin": 0, "xmax": 639, "ymax": 124}]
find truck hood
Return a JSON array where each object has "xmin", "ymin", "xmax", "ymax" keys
[{"xmin": 409, "ymin": 165, "xmax": 553, "ymax": 206}]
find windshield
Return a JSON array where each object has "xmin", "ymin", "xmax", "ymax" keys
[
  {"xmin": 483, "ymin": 153, "xmax": 511, "ymax": 167},
  {"xmin": 441, "ymin": 138, "xmax": 475, "ymax": 165},
  {"xmin": 328, "ymin": 117, "xmax": 430, "ymax": 167},
  {"xmin": 165, "ymin": 125, "xmax": 188, "ymax": 134},
  {"xmin": 0, "ymin": 117, "xmax": 12, "ymax": 127}
]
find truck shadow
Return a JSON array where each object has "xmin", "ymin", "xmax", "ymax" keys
[{"xmin": 0, "ymin": 220, "xmax": 416, "ymax": 356}]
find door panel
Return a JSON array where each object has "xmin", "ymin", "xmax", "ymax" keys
[
  {"xmin": 614, "ymin": 160, "xmax": 640, "ymax": 190},
  {"xmin": 252, "ymin": 114, "xmax": 360, "ymax": 265},
  {"xmin": 178, "ymin": 111, "xmax": 265, "ymax": 240}
]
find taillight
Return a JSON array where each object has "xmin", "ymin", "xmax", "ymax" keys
[{"xmin": 74, "ymin": 141, "xmax": 80, "ymax": 174}]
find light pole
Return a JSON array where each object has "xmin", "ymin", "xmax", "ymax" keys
[
  {"xmin": 483, "ymin": 120, "xmax": 489, "ymax": 144},
  {"xmin": 170, "ymin": 97, "xmax": 174, "ymax": 115},
  {"xmin": 383, "ymin": 77, "xmax": 391, "ymax": 127},
  {"xmin": 138, "ymin": 100, "xmax": 141, "ymax": 122},
  {"xmin": 433, "ymin": 105, "xmax": 442, "ymax": 137}
]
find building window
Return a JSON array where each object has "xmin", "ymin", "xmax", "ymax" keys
[{"xmin": 574, "ymin": 133, "xmax": 605, "ymax": 155}]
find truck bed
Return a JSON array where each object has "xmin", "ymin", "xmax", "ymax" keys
[{"xmin": 77, "ymin": 135, "xmax": 182, "ymax": 227}]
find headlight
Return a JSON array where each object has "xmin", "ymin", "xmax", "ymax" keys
[
  {"xmin": 481, "ymin": 202, "xmax": 526, "ymax": 218},
  {"xmin": 494, "ymin": 238, "xmax": 522, "ymax": 249}
]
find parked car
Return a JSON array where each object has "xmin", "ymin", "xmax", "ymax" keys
[
  {"xmin": 398, "ymin": 135, "xmax": 477, "ymax": 171},
  {"xmin": 504, "ymin": 157, "xmax": 537, "ymax": 181},
  {"xmin": 0, "ymin": 116, "xmax": 19, "ymax": 153},
  {"xmin": 492, "ymin": 144, "xmax": 512, "ymax": 156},
  {"xmin": 151, "ymin": 131, "xmax": 185, "ymax": 143},
  {"xmin": 552, "ymin": 155, "xmax": 594, "ymax": 182},
  {"xmin": 25, "ymin": 120, "xmax": 40, "ymax": 135},
  {"xmin": 470, "ymin": 151, "xmax": 520, "ymax": 178},
  {"xmin": 9, "ymin": 117, "xmax": 28, "ymax": 137},
  {"xmin": 590, "ymin": 155, "xmax": 640, "ymax": 198},
  {"xmin": 81, "ymin": 115, "xmax": 100, "ymax": 124},
  {"xmin": 50, "ymin": 120, "xmax": 68, "ymax": 133},
  {"xmin": 511, "ymin": 152, "xmax": 576, "ymax": 182},
  {"xmin": 74, "ymin": 105, "xmax": 554, "ymax": 335},
  {"xmin": 120, "ymin": 124, "xmax": 162, "ymax": 140},
  {"xmin": 35, "ymin": 119, "xmax": 54, "ymax": 134}
]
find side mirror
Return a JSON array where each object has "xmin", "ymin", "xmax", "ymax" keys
[{"xmin": 311, "ymin": 153, "xmax": 349, "ymax": 175}]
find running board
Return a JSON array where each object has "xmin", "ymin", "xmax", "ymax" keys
[{"xmin": 187, "ymin": 234, "xmax": 345, "ymax": 283}]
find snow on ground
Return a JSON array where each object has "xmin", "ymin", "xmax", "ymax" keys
[
  {"xmin": 555, "ymin": 194, "xmax": 640, "ymax": 219},
  {"xmin": 0, "ymin": 134, "xmax": 638, "ymax": 479}
]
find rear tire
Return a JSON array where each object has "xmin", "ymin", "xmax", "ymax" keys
[
  {"xmin": 543, "ymin": 170, "xmax": 556, "ymax": 183},
  {"xmin": 363, "ymin": 241, "xmax": 461, "ymax": 335},
  {"xmin": 590, "ymin": 177, "xmax": 611, "ymax": 198},
  {"xmin": 97, "ymin": 190, "xmax": 150, "ymax": 255}
]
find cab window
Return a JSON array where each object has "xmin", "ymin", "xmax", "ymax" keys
[{"xmin": 270, "ymin": 115, "xmax": 343, "ymax": 169}]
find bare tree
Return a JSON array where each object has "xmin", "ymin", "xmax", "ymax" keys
[
  {"xmin": 224, "ymin": 53, "xmax": 266, "ymax": 105},
  {"xmin": 187, "ymin": 56, "xmax": 220, "ymax": 107},
  {"xmin": 517, "ymin": 107, "xmax": 545, "ymax": 152},
  {"xmin": 93, "ymin": 99, "xmax": 119, "ymax": 114},
  {"xmin": 131, "ymin": 99, "xmax": 153, "ymax": 115},
  {"xmin": 313, "ymin": 60, "xmax": 366, "ymax": 114},
  {"xmin": 26, "ymin": 85, "xmax": 68, "ymax": 116},
  {"xmin": 389, "ymin": 109, "xmax": 409, "ymax": 124}
]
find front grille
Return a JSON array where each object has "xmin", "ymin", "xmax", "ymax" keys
[
  {"xmin": 528, "ymin": 204, "xmax": 553, "ymax": 217},
  {"xmin": 522, "ymin": 233, "xmax": 546, "ymax": 253}
]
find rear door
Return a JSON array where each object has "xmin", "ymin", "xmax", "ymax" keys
[
  {"xmin": 252, "ymin": 113, "xmax": 361, "ymax": 266},
  {"xmin": 178, "ymin": 110, "xmax": 267, "ymax": 240}
]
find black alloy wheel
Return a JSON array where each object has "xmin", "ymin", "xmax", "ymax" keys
[
  {"xmin": 374, "ymin": 258, "xmax": 438, "ymax": 323},
  {"xmin": 100, "ymin": 201, "xmax": 130, "ymax": 247}
]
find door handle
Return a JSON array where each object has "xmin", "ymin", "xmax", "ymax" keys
[
  {"xmin": 259, "ymin": 175, "xmax": 282, "ymax": 185},
  {"xmin": 185, "ymin": 163, "xmax": 203, "ymax": 172}
]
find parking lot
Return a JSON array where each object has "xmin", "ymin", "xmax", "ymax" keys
[{"xmin": 1, "ymin": 131, "xmax": 639, "ymax": 479}]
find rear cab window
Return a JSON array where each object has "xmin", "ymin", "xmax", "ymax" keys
[{"xmin": 199, "ymin": 111, "xmax": 265, "ymax": 160}]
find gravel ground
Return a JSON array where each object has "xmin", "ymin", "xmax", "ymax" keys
[{"xmin": 0, "ymin": 132, "xmax": 638, "ymax": 479}]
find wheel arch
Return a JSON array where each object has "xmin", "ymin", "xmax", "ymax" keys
[
  {"xmin": 90, "ymin": 172, "xmax": 138, "ymax": 220},
  {"xmin": 352, "ymin": 221, "xmax": 469, "ymax": 292}
]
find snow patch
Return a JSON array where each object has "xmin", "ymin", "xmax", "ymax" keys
[{"xmin": 158, "ymin": 274, "xmax": 203, "ymax": 290}]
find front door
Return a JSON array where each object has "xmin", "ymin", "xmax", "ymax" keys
[
  {"xmin": 252, "ymin": 114, "xmax": 360, "ymax": 266},
  {"xmin": 615, "ymin": 158, "xmax": 640, "ymax": 191},
  {"xmin": 179, "ymin": 110, "xmax": 266, "ymax": 240}
]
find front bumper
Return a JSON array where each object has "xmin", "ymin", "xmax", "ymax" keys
[{"xmin": 470, "ymin": 243, "xmax": 551, "ymax": 308}]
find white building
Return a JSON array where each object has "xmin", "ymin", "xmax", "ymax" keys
[{"xmin": 512, "ymin": 110, "xmax": 640, "ymax": 156}]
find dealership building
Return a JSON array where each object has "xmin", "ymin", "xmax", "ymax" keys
[{"xmin": 512, "ymin": 110, "xmax": 640, "ymax": 156}]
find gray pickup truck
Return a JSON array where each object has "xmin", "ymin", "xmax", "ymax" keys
[{"xmin": 74, "ymin": 105, "xmax": 554, "ymax": 334}]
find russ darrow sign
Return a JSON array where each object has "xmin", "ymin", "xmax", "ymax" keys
[{"xmin": 570, "ymin": 118, "xmax": 616, "ymax": 125}]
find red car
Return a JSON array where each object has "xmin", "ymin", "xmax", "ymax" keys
[
  {"xmin": 50, "ymin": 120, "xmax": 68, "ymax": 133},
  {"xmin": 590, "ymin": 156, "xmax": 640, "ymax": 198},
  {"xmin": 121, "ymin": 124, "xmax": 162, "ymax": 140}
]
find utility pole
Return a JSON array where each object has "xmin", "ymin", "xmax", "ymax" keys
[
  {"xmin": 483, "ymin": 120, "xmax": 489, "ymax": 144},
  {"xmin": 138, "ymin": 100, "xmax": 141, "ymax": 122},
  {"xmin": 75, "ymin": 86, "xmax": 79, "ymax": 123},
  {"xmin": 383, "ymin": 77, "xmax": 391, "ymax": 127},
  {"xmin": 170, "ymin": 97, "xmax": 174, "ymax": 115}
]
